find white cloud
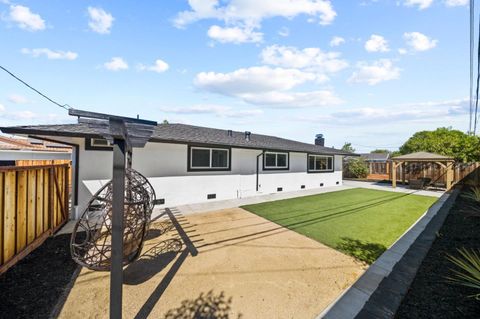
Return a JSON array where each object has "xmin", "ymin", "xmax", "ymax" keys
[
  {"xmin": 195, "ymin": 66, "xmax": 316, "ymax": 95},
  {"xmin": 445, "ymin": 0, "xmax": 468, "ymax": 6},
  {"xmin": 348, "ymin": 59, "xmax": 401, "ymax": 85},
  {"xmin": 161, "ymin": 104, "xmax": 263, "ymax": 118},
  {"xmin": 8, "ymin": 5, "xmax": 45, "ymax": 31},
  {"xmin": 8, "ymin": 94, "xmax": 29, "ymax": 104},
  {"xmin": 20, "ymin": 48, "xmax": 78, "ymax": 60},
  {"xmin": 194, "ymin": 66, "xmax": 342, "ymax": 108},
  {"xmin": 403, "ymin": 0, "xmax": 434, "ymax": 10},
  {"xmin": 364, "ymin": 34, "xmax": 389, "ymax": 52},
  {"xmin": 207, "ymin": 25, "xmax": 263, "ymax": 43},
  {"xmin": 87, "ymin": 7, "xmax": 114, "ymax": 34},
  {"xmin": 329, "ymin": 36, "xmax": 345, "ymax": 47},
  {"xmin": 240, "ymin": 90, "xmax": 343, "ymax": 107},
  {"xmin": 297, "ymin": 98, "xmax": 468, "ymax": 125},
  {"xmin": 278, "ymin": 27, "xmax": 289, "ymax": 37},
  {"xmin": 403, "ymin": 32, "xmax": 437, "ymax": 51},
  {"xmin": 104, "ymin": 57, "xmax": 128, "ymax": 71},
  {"xmin": 398, "ymin": 48, "xmax": 408, "ymax": 55},
  {"xmin": 138, "ymin": 59, "xmax": 169, "ymax": 73},
  {"xmin": 260, "ymin": 45, "xmax": 348, "ymax": 75},
  {"xmin": 174, "ymin": 0, "xmax": 337, "ymax": 28}
]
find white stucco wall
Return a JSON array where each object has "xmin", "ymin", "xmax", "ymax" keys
[{"xmin": 46, "ymin": 139, "xmax": 344, "ymax": 218}]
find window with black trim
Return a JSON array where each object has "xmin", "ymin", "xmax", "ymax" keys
[
  {"xmin": 85, "ymin": 138, "xmax": 113, "ymax": 151},
  {"xmin": 190, "ymin": 146, "xmax": 230, "ymax": 170},
  {"xmin": 264, "ymin": 151, "xmax": 289, "ymax": 170},
  {"xmin": 308, "ymin": 155, "xmax": 333, "ymax": 172}
]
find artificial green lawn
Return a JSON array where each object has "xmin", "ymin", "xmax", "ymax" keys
[{"xmin": 241, "ymin": 188, "xmax": 437, "ymax": 264}]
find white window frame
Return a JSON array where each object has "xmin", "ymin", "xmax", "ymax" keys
[
  {"xmin": 190, "ymin": 146, "xmax": 229, "ymax": 169},
  {"xmin": 264, "ymin": 151, "xmax": 289, "ymax": 169},
  {"xmin": 308, "ymin": 154, "xmax": 334, "ymax": 172},
  {"xmin": 91, "ymin": 138, "xmax": 112, "ymax": 147}
]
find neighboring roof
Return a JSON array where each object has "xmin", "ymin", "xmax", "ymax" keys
[
  {"xmin": 391, "ymin": 151, "xmax": 454, "ymax": 161},
  {"xmin": 0, "ymin": 135, "xmax": 71, "ymax": 153},
  {"xmin": 0, "ymin": 123, "xmax": 354, "ymax": 156},
  {"xmin": 359, "ymin": 153, "xmax": 390, "ymax": 162}
]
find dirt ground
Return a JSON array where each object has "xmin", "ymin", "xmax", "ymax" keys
[{"xmin": 59, "ymin": 207, "xmax": 364, "ymax": 319}]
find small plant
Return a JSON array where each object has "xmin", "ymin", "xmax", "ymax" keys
[
  {"xmin": 446, "ymin": 247, "xmax": 480, "ymax": 299},
  {"xmin": 463, "ymin": 186, "xmax": 480, "ymax": 202}
]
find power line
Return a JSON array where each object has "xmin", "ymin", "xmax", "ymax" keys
[
  {"xmin": 0, "ymin": 65, "xmax": 71, "ymax": 111},
  {"xmin": 474, "ymin": 12, "xmax": 480, "ymax": 135},
  {"xmin": 470, "ymin": 0, "xmax": 474, "ymax": 134}
]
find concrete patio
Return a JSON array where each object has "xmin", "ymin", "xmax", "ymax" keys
[{"xmin": 58, "ymin": 207, "xmax": 364, "ymax": 318}]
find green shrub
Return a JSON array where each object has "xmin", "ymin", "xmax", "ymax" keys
[
  {"xmin": 463, "ymin": 186, "xmax": 480, "ymax": 203},
  {"xmin": 345, "ymin": 158, "xmax": 369, "ymax": 178},
  {"xmin": 446, "ymin": 248, "xmax": 480, "ymax": 299}
]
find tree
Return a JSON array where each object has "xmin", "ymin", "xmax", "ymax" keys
[
  {"xmin": 345, "ymin": 158, "xmax": 369, "ymax": 178},
  {"xmin": 341, "ymin": 142, "xmax": 355, "ymax": 153},
  {"xmin": 399, "ymin": 127, "xmax": 480, "ymax": 162},
  {"xmin": 162, "ymin": 119, "xmax": 169, "ymax": 124}
]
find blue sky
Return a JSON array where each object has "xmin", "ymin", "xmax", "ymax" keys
[{"xmin": 0, "ymin": 0, "xmax": 471, "ymax": 152}]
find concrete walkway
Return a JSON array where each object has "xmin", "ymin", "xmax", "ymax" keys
[{"xmin": 343, "ymin": 180, "xmax": 444, "ymax": 198}]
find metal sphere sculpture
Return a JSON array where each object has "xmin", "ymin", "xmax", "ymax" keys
[{"xmin": 70, "ymin": 168, "xmax": 156, "ymax": 271}]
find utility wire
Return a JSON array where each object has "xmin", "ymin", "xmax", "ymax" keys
[
  {"xmin": 474, "ymin": 13, "xmax": 480, "ymax": 135},
  {"xmin": 470, "ymin": 0, "xmax": 474, "ymax": 134},
  {"xmin": 0, "ymin": 65, "xmax": 71, "ymax": 111}
]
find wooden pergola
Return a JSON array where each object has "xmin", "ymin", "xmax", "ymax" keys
[{"xmin": 390, "ymin": 152, "xmax": 455, "ymax": 191}]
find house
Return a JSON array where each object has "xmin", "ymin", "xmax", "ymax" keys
[
  {"xmin": 359, "ymin": 152, "xmax": 390, "ymax": 163},
  {"xmin": 0, "ymin": 123, "xmax": 353, "ymax": 218},
  {"xmin": 0, "ymin": 135, "xmax": 71, "ymax": 166}
]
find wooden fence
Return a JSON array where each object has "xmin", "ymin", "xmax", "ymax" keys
[
  {"xmin": 363, "ymin": 161, "xmax": 480, "ymax": 186},
  {"xmin": 15, "ymin": 159, "xmax": 71, "ymax": 167},
  {"xmin": 0, "ymin": 164, "xmax": 70, "ymax": 275}
]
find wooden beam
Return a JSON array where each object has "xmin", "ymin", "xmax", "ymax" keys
[{"xmin": 392, "ymin": 161, "xmax": 397, "ymax": 188}]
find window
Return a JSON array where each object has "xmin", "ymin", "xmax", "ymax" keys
[
  {"xmin": 308, "ymin": 155, "xmax": 333, "ymax": 172},
  {"xmin": 85, "ymin": 138, "xmax": 113, "ymax": 151},
  {"xmin": 190, "ymin": 146, "xmax": 230, "ymax": 170},
  {"xmin": 264, "ymin": 151, "xmax": 289, "ymax": 170}
]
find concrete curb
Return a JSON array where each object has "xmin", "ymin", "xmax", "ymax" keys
[{"xmin": 319, "ymin": 188, "xmax": 460, "ymax": 319}]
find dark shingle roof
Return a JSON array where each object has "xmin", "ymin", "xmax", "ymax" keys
[
  {"xmin": 0, "ymin": 123, "xmax": 353, "ymax": 156},
  {"xmin": 359, "ymin": 153, "xmax": 390, "ymax": 162}
]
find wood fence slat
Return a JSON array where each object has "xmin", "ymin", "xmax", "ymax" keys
[
  {"xmin": 16, "ymin": 171, "xmax": 27, "ymax": 252},
  {"xmin": 0, "ymin": 172, "xmax": 3, "ymax": 264},
  {"xmin": 4, "ymin": 171, "xmax": 16, "ymax": 262},
  {"xmin": 44, "ymin": 169, "xmax": 49, "ymax": 232},
  {"xmin": 36, "ymin": 169, "xmax": 43, "ymax": 236},
  {"xmin": 27, "ymin": 170, "xmax": 36, "ymax": 244}
]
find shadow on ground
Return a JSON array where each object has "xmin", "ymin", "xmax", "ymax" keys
[
  {"xmin": 336, "ymin": 237, "xmax": 386, "ymax": 264},
  {"xmin": 123, "ymin": 238, "xmax": 183, "ymax": 285},
  {"xmin": 163, "ymin": 290, "xmax": 242, "ymax": 319}
]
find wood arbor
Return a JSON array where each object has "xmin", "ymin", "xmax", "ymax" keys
[
  {"xmin": 68, "ymin": 109, "xmax": 157, "ymax": 319},
  {"xmin": 390, "ymin": 152, "xmax": 455, "ymax": 190}
]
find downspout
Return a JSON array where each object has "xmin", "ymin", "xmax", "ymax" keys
[{"xmin": 256, "ymin": 150, "xmax": 265, "ymax": 192}]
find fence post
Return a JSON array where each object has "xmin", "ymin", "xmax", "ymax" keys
[{"xmin": 48, "ymin": 167, "xmax": 54, "ymax": 233}]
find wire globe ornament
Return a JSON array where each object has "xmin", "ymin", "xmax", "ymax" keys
[{"xmin": 70, "ymin": 168, "xmax": 156, "ymax": 271}]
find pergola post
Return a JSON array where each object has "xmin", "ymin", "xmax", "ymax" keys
[
  {"xmin": 392, "ymin": 161, "xmax": 397, "ymax": 188},
  {"xmin": 401, "ymin": 162, "xmax": 406, "ymax": 185},
  {"xmin": 446, "ymin": 161, "xmax": 454, "ymax": 191}
]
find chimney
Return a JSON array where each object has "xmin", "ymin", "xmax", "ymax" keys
[
  {"xmin": 315, "ymin": 134, "xmax": 325, "ymax": 146},
  {"xmin": 245, "ymin": 131, "xmax": 251, "ymax": 141},
  {"xmin": 227, "ymin": 129, "xmax": 233, "ymax": 137}
]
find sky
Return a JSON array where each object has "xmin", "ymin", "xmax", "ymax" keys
[{"xmin": 0, "ymin": 0, "xmax": 472, "ymax": 152}]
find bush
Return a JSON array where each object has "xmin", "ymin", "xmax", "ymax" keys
[{"xmin": 345, "ymin": 158, "xmax": 369, "ymax": 178}]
